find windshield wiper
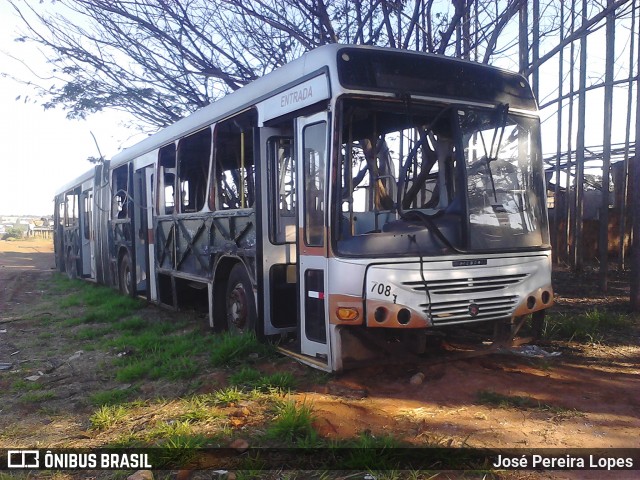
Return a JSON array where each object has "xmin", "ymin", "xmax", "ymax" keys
[{"xmin": 400, "ymin": 209, "xmax": 461, "ymax": 253}]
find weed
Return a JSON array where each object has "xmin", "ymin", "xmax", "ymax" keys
[
  {"xmin": 90, "ymin": 405, "xmax": 129, "ymax": 430},
  {"xmin": 147, "ymin": 420, "xmax": 196, "ymax": 441},
  {"xmin": 178, "ymin": 408, "xmax": 211, "ymax": 423},
  {"xmin": 153, "ymin": 434, "xmax": 207, "ymax": 468},
  {"xmin": 178, "ymin": 395, "xmax": 222, "ymax": 423},
  {"xmin": 266, "ymin": 399, "xmax": 317, "ymax": 444},
  {"xmin": 160, "ymin": 433, "xmax": 207, "ymax": 448},
  {"xmin": 212, "ymin": 386, "xmax": 245, "ymax": 406},
  {"xmin": 109, "ymin": 431, "xmax": 145, "ymax": 448}
]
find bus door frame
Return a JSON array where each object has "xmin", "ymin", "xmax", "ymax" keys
[
  {"xmin": 295, "ymin": 112, "xmax": 331, "ymax": 368},
  {"xmin": 80, "ymin": 180, "xmax": 95, "ymax": 278},
  {"xmin": 133, "ymin": 159, "xmax": 156, "ymax": 301},
  {"xmin": 257, "ymin": 127, "xmax": 297, "ymax": 336}
]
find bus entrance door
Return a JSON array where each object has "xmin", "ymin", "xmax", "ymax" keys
[
  {"xmin": 133, "ymin": 165, "xmax": 154, "ymax": 300},
  {"xmin": 296, "ymin": 113, "xmax": 331, "ymax": 369},
  {"xmin": 79, "ymin": 186, "xmax": 95, "ymax": 278},
  {"xmin": 258, "ymin": 127, "xmax": 297, "ymax": 336}
]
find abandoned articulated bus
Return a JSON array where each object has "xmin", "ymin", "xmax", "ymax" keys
[{"xmin": 54, "ymin": 44, "xmax": 553, "ymax": 371}]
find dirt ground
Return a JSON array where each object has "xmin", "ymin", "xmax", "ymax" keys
[{"xmin": 1, "ymin": 238, "xmax": 639, "ymax": 477}]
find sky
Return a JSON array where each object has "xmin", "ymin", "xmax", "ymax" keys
[{"xmin": 0, "ymin": 3, "xmax": 142, "ymax": 217}]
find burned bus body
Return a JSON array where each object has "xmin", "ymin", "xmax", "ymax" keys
[{"xmin": 54, "ymin": 45, "xmax": 553, "ymax": 371}]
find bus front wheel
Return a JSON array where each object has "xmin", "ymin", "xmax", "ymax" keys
[{"xmin": 225, "ymin": 264, "xmax": 257, "ymax": 335}]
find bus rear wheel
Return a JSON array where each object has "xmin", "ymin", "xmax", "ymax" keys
[
  {"xmin": 119, "ymin": 252, "xmax": 134, "ymax": 296},
  {"xmin": 225, "ymin": 264, "xmax": 257, "ymax": 335},
  {"xmin": 65, "ymin": 247, "xmax": 77, "ymax": 280}
]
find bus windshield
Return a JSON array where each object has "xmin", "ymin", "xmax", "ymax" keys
[{"xmin": 335, "ymin": 98, "xmax": 549, "ymax": 257}]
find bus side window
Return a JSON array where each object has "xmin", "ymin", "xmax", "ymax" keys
[
  {"xmin": 65, "ymin": 191, "xmax": 78, "ymax": 227},
  {"xmin": 212, "ymin": 110, "xmax": 257, "ymax": 211},
  {"xmin": 158, "ymin": 144, "xmax": 176, "ymax": 215},
  {"xmin": 177, "ymin": 128, "xmax": 212, "ymax": 213},
  {"xmin": 83, "ymin": 193, "xmax": 91, "ymax": 239},
  {"xmin": 58, "ymin": 199, "xmax": 65, "ymax": 227},
  {"xmin": 303, "ymin": 122, "xmax": 326, "ymax": 247}
]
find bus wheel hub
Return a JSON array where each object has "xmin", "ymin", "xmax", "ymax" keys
[{"xmin": 228, "ymin": 283, "xmax": 248, "ymax": 329}]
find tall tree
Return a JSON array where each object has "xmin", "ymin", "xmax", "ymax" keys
[{"xmin": 6, "ymin": 0, "xmax": 535, "ymax": 128}]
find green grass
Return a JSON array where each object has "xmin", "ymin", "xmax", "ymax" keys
[
  {"xmin": 117, "ymin": 316, "xmax": 150, "ymax": 332},
  {"xmin": 89, "ymin": 387, "xmax": 138, "ymax": 406},
  {"xmin": 266, "ymin": 400, "xmax": 317, "ymax": 444},
  {"xmin": 331, "ymin": 431, "xmax": 405, "ymax": 470},
  {"xmin": 543, "ymin": 309, "xmax": 634, "ymax": 342},
  {"xmin": 178, "ymin": 409, "xmax": 219, "ymax": 423},
  {"xmin": 209, "ymin": 332, "xmax": 274, "ymax": 366},
  {"xmin": 152, "ymin": 433, "xmax": 208, "ymax": 468},
  {"xmin": 12, "ymin": 379, "xmax": 43, "ymax": 392},
  {"xmin": 109, "ymin": 432, "xmax": 145, "ymax": 448},
  {"xmin": 52, "ymin": 276, "xmax": 143, "ymax": 324},
  {"xmin": 476, "ymin": 389, "xmax": 538, "ymax": 409},
  {"xmin": 21, "ymin": 392, "xmax": 55, "ymax": 403},
  {"xmin": 74, "ymin": 325, "xmax": 113, "ymax": 340},
  {"xmin": 229, "ymin": 366, "xmax": 297, "ymax": 392},
  {"xmin": 109, "ymin": 328, "xmax": 213, "ymax": 382}
]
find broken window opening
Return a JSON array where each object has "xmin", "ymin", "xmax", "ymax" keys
[
  {"xmin": 212, "ymin": 110, "xmax": 257, "ymax": 211},
  {"xmin": 268, "ymin": 135, "xmax": 295, "ymax": 244},
  {"xmin": 177, "ymin": 128, "xmax": 212, "ymax": 213},
  {"xmin": 158, "ymin": 144, "xmax": 177, "ymax": 215},
  {"xmin": 65, "ymin": 191, "xmax": 79, "ymax": 227},
  {"xmin": 112, "ymin": 165, "xmax": 130, "ymax": 219}
]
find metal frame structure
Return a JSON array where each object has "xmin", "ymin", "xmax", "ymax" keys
[{"xmin": 517, "ymin": 0, "xmax": 638, "ymax": 295}]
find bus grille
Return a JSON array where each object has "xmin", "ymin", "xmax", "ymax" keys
[
  {"xmin": 404, "ymin": 274, "xmax": 528, "ymax": 295},
  {"xmin": 420, "ymin": 296, "xmax": 518, "ymax": 326}
]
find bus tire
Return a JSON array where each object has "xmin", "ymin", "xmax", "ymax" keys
[
  {"xmin": 119, "ymin": 251, "xmax": 134, "ymax": 297},
  {"xmin": 65, "ymin": 247, "xmax": 77, "ymax": 280},
  {"xmin": 225, "ymin": 263, "xmax": 257, "ymax": 335}
]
